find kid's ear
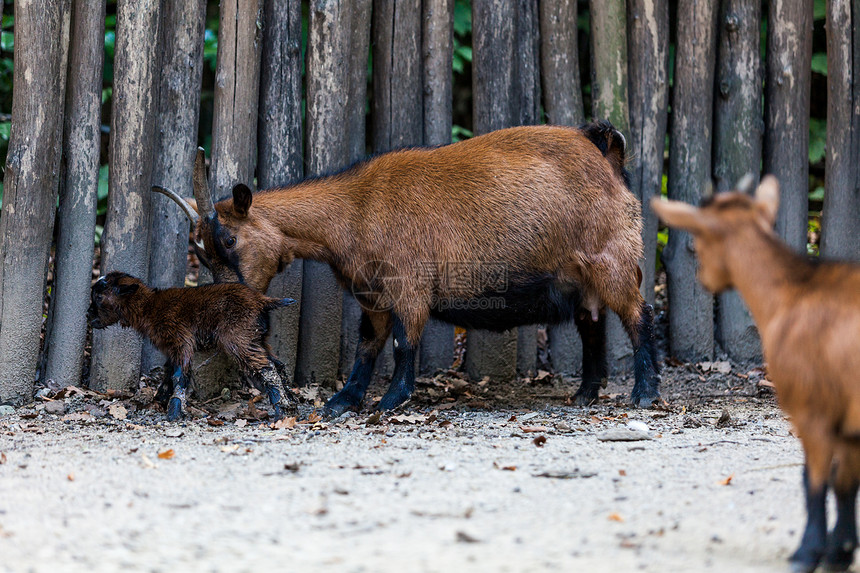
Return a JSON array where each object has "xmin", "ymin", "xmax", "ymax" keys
[
  {"xmin": 233, "ymin": 184, "xmax": 253, "ymax": 218},
  {"xmin": 650, "ymin": 197, "xmax": 707, "ymax": 234},
  {"xmin": 754, "ymin": 175, "xmax": 780, "ymax": 226},
  {"xmin": 117, "ymin": 283, "xmax": 139, "ymax": 297}
]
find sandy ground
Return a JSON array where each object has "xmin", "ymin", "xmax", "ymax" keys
[{"xmin": 0, "ymin": 368, "xmax": 822, "ymax": 573}]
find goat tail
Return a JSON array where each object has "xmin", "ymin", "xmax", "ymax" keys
[{"xmin": 579, "ymin": 119, "xmax": 629, "ymax": 187}]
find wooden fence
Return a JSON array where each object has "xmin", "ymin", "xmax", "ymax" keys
[{"xmin": 0, "ymin": 0, "xmax": 857, "ymax": 405}]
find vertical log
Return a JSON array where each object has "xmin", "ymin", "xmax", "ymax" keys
[
  {"xmin": 42, "ymin": 0, "xmax": 104, "ymax": 388},
  {"xmin": 338, "ymin": 0, "xmax": 372, "ymax": 382},
  {"xmin": 467, "ymin": 0, "xmax": 518, "ymax": 383},
  {"xmin": 627, "ymin": 0, "xmax": 669, "ymax": 305},
  {"xmin": 141, "ymin": 0, "xmax": 206, "ymax": 374},
  {"xmin": 0, "ymin": 0, "xmax": 71, "ymax": 403},
  {"xmin": 590, "ymin": 0, "xmax": 634, "ymax": 374},
  {"xmin": 419, "ymin": 0, "xmax": 456, "ymax": 376},
  {"xmin": 713, "ymin": 0, "xmax": 763, "ymax": 361},
  {"xmin": 664, "ymin": 0, "xmax": 719, "ymax": 362},
  {"xmin": 764, "ymin": 0, "xmax": 813, "ymax": 253},
  {"xmin": 259, "ymin": 0, "xmax": 304, "ymax": 380},
  {"xmin": 540, "ymin": 0, "xmax": 585, "ymax": 376},
  {"xmin": 539, "ymin": 0, "xmax": 584, "ymax": 128},
  {"xmin": 515, "ymin": 0, "xmax": 540, "ymax": 376},
  {"xmin": 821, "ymin": 0, "xmax": 860, "ymax": 261},
  {"xmin": 297, "ymin": 0, "xmax": 349, "ymax": 387},
  {"xmin": 90, "ymin": 0, "xmax": 160, "ymax": 392}
]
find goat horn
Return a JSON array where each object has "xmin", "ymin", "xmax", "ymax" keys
[
  {"xmin": 735, "ymin": 173, "xmax": 756, "ymax": 195},
  {"xmin": 193, "ymin": 147, "xmax": 216, "ymax": 221},
  {"xmin": 152, "ymin": 185, "xmax": 200, "ymax": 226},
  {"xmin": 703, "ymin": 180, "xmax": 714, "ymax": 199}
]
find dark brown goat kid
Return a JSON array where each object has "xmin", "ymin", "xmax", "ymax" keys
[
  {"xmin": 653, "ymin": 176, "xmax": 860, "ymax": 573},
  {"xmin": 88, "ymin": 271, "xmax": 296, "ymax": 422},
  {"xmin": 155, "ymin": 121, "xmax": 660, "ymax": 415}
]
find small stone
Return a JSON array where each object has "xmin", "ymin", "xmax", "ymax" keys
[
  {"xmin": 597, "ymin": 427, "xmax": 652, "ymax": 442},
  {"xmin": 35, "ymin": 388, "xmax": 51, "ymax": 399},
  {"xmin": 0, "ymin": 405, "xmax": 15, "ymax": 417},
  {"xmin": 626, "ymin": 421, "xmax": 650, "ymax": 434},
  {"xmin": 44, "ymin": 401, "xmax": 65, "ymax": 415}
]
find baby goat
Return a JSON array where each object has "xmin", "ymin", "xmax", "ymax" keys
[
  {"xmin": 88, "ymin": 271, "xmax": 297, "ymax": 422},
  {"xmin": 156, "ymin": 121, "xmax": 661, "ymax": 415},
  {"xmin": 653, "ymin": 176, "xmax": 860, "ymax": 573}
]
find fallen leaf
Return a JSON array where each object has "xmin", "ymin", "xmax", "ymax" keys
[
  {"xmin": 157, "ymin": 449, "xmax": 175, "ymax": 460},
  {"xmin": 67, "ymin": 473, "xmax": 74, "ymax": 481},
  {"xmin": 519, "ymin": 425, "xmax": 548, "ymax": 433},
  {"xmin": 718, "ymin": 474, "xmax": 734, "ymax": 486},
  {"xmin": 533, "ymin": 435, "xmax": 547, "ymax": 447},
  {"xmin": 608, "ymin": 513, "xmax": 624, "ymax": 522},
  {"xmin": 206, "ymin": 418, "xmax": 225, "ymax": 427},
  {"xmin": 390, "ymin": 414, "xmax": 427, "ymax": 425},
  {"xmin": 0, "ymin": 452, "xmax": 6, "ymax": 464},
  {"xmin": 456, "ymin": 531, "xmax": 481, "ymax": 543},
  {"xmin": 493, "ymin": 461, "xmax": 517, "ymax": 471},
  {"xmin": 307, "ymin": 411, "xmax": 322, "ymax": 424},
  {"xmin": 108, "ymin": 403, "xmax": 127, "ymax": 421},
  {"xmin": 757, "ymin": 379, "xmax": 775, "ymax": 389},
  {"xmin": 508, "ymin": 415, "xmax": 517, "ymax": 422},
  {"xmin": 62, "ymin": 412, "xmax": 93, "ymax": 423},
  {"xmin": 272, "ymin": 417, "xmax": 297, "ymax": 430},
  {"xmin": 619, "ymin": 469, "xmax": 627, "ymax": 476},
  {"xmin": 283, "ymin": 462, "xmax": 300, "ymax": 473},
  {"xmin": 220, "ymin": 445, "xmax": 240, "ymax": 453},
  {"xmin": 365, "ymin": 412, "xmax": 382, "ymax": 426}
]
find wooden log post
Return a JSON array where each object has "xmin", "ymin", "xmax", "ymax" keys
[
  {"xmin": 713, "ymin": 0, "xmax": 763, "ymax": 361},
  {"xmin": 514, "ymin": 0, "xmax": 540, "ymax": 377},
  {"xmin": 297, "ymin": 0, "xmax": 349, "ymax": 387},
  {"xmin": 338, "ymin": 0, "xmax": 372, "ymax": 382},
  {"xmin": 90, "ymin": 0, "xmax": 160, "ymax": 392},
  {"xmin": 141, "ymin": 0, "xmax": 206, "ymax": 374},
  {"xmin": 467, "ymin": 0, "xmax": 519, "ymax": 383},
  {"xmin": 42, "ymin": 0, "xmax": 104, "ymax": 388},
  {"xmin": 0, "ymin": 0, "xmax": 71, "ymax": 404},
  {"xmin": 627, "ymin": 0, "xmax": 669, "ymax": 306},
  {"xmin": 764, "ymin": 0, "xmax": 813, "ymax": 253},
  {"xmin": 590, "ymin": 0, "xmax": 634, "ymax": 374},
  {"xmin": 419, "ymin": 0, "xmax": 456, "ymax": 376},
  {"xmin": 259, "ymin": 0, "xmax": 304, "ymax": 381},
  {"xmin": 821, "ymin": 0, "xmax": 860, "ymax": 261},
  {"xmin": 663, "ymin": 0, "xmax": 719, "ymax": 362},
  {"xmin": 540, "ymin": 0, "xmax": 585, "ymax": 376}
]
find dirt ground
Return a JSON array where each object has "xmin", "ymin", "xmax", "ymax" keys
[{"xmin": 0, "ymin": 364, "xmax": 823, "ymax": 573}]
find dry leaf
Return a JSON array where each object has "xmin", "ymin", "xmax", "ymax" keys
[
  {"xmin": 0, "ymin": 452, "xmax": 6, "ymax": 465},
  {"xmin": 390, "ymin": 414, "xmax": 427, "ymax": 425},
  {"xmin": 108, "ymin": 403, "xmax": 127, "ymax": 421},
  {"xmin": 619, "ymin": 469, "xmax": 627, "ymax": 476},
  {"xmin": 608, "ymin": 513, "xmax": 624, "ymax": 522},
  {"xmin": 718, "ymin": 474, "xmax": 734, "ymax": 486},
  {"xmin": 520, "ymin": 425, "xmax": 548, "ymax": 433},
  {"xmin": 206, "ymin": 418, "xmax": 225, "ymax": 427},
  {"xmin": 533, "ymin": 435, "xmax": 547, "ymax": 447},
  {"xmin": 67, "ymin": 473, "xmax": 74, "ymax": 481},
  {"xmin": 365, "ymin": 412, "xmax": 382, "ymax": 426},
  {"xmin": 307, "ymin": 411, "xmax": 322, "ymax": 424},
  {"xmin": 272, "ymin": 416, "xmax": 297, "ymax": 430},
  {"xmin": 157, "ymin": 449, "xmax": 175, "ymax": 460}
]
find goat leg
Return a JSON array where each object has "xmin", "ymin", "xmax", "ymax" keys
[
  {"xmin": 791, "ymin": 465, "xmax": 829, "ymax": 572},
  {"xmin": 824, "ymin": 478, "xmax": 859, "ymax": 571},
  {"xmin": 377, "ymin": 316, "xmax": 416, "ymax": 411},
  {"xmin": 166, "ymin": 365, "xmax": 189, "ymax": 422},
  {"xmin": 627, "ymin": 302, "xmax": 661, "ymax": 408},
  {"xmin": 571, "ymin": 307, "xmax": 607, "ymax": 406},
  {"xmin": 154, "ymin": 362, "xmax": 175, "ymax": 409}
]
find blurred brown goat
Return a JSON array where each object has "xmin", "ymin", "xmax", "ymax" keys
[
  {"xmin": 155, "ymin": 121, "xmax": 660, "ymax": 416},
  {"xmin": 88, "ymin": 271, "xmax": 296, "ymax": 422},
  {"xmin": 652, "ymin": 176, "xmax": 860, "ymax": 573}
]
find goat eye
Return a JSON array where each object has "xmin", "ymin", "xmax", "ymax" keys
[{"xmin": 225, "ymin": 236, "xmax": 236, "ymax": 249}]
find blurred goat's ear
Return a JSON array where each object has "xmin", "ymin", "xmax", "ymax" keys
[
  {"xmin": 754, "ymin": 175, "xmax": 780, "ymax": 226},
  {"xmin": 117, "ymin": 283, "xmax": 139, "ymax": 297},
  {"xmin": 651, "ymin": 197, "xmax": 706, "ymax": 234},
  {"xmin": 735, "ymin": 173, "xmax": 756, "ymax": 195},
  {"xmin": 233, "ymin": 184, "xmax": 253, "ymax": 218}
]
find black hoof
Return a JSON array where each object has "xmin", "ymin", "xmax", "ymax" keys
[
  {"xmin": 324, "ymin": 390, "xmax": 362, "ymax": 418},
  {"xmin": 573, "ymin": 384, "xmax": 600, "ymax": 407},
  {"xmin": 631, "ymin": 383, "xmax": 660, "ymax": 409},
  {"xmin": 377, "ymin": 380, "xmax": 413, "ymax": 411},
  {"xmin": 823, "ymin": 542, "xmax": 856, "ymax": 572},
  {"xmin": 167, "ymin": 397, "xmax": 184, "ymax": 422},
  {"xmin": 791, "ymin": 546, "xmax": 824, "ymax": 573}
]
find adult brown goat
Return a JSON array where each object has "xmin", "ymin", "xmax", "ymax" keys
[
  {"xmin": 652, "ymin": 176, "xmax": 860, "ymax": 573},
  {"xmin": 156, "ymin": 121, "xmax": 660, "ymax": 416},
  {"xmin": 88, "ymin": 271, "xmax": 297, "ymax": 422}
]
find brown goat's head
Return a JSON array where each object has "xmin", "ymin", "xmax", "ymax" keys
[
  {"xmin": 88, "ymin": 272, "xmax": 142, "ymax": 329},
  {"xmin": 153, "ymin": 149, "xmax": 282, "ymax": 292},
  {"xmin": 651, "ymin": 175, "xmax": 780, "ymax": 293}
]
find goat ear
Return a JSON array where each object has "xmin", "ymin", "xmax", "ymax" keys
[
  {"xmin": 117, "ymin": 283, "xmax": 139, "ymax": 297},
  {"xmin": 754, "ymin": 175, "xmax": 779, "ymax": 226},
  {"xmin": 650, "ymin": 198, "xmax": 707, "ymax": 234},
  {"xmin": 232, "ymin": 184, "xmax": 253, "ymax": 218}
]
